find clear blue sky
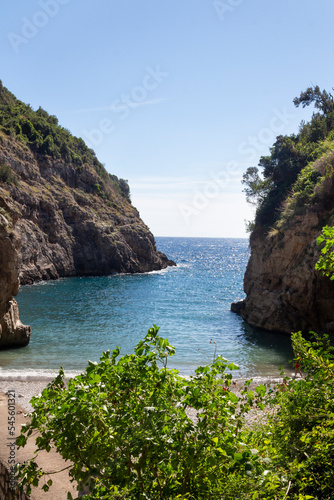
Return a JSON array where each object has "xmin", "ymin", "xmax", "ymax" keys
[{"xmin": 1, "ymin": 0, "xmax": 333, "ymax": 237}]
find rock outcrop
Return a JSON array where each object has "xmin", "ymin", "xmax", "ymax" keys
[
  {"xmin": 0, "ymin": 198, "xmax": 31, "ymax": 348},
  {"xmin": 232, "ymin": 170, "xmax": 334, "ymax": 335},
  {"xmin": 0, "ymin": 135, "xmax": 175, "ymax": 286}
]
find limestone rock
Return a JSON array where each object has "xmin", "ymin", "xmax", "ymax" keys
[
  {"xmin": 232, "ymin": 202, "xmax": 334, "ymax": 334},
  {"xmin": 0, "ymin": 83, "xmax": 175, "ymax": 350},
  {"xmin": 0, "ymin": 135, "xmax": 175, "ymax": 287},
  {"xmin": 0, "ymin": 207, "xmax": 31, "ymax": 348}
]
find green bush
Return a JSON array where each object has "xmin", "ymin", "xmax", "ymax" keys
[
  {"xmin": 266, "ymin": 331, "xmax": 334, "ymax": 499},
  {"xmin": 315, "ymin": 225, "xmax": 334, "ymax": 279},
  {"xmin": 0, "ymin": 163, "xmax": 18, "ymax": 185},
  {"xmin": 16, "ymin": 323, "xmax": 334, "ymax": 499},
  {"xmin": 17, "ymin": 326, "xmax": 267, "ymax": 499}
]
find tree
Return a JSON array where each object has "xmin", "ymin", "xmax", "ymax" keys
[
  {"xmin": 293, "ymin": 85, "xmax": 334, "ymax": 115},
  {"xmin": 243, "ymin": 86, "xmax": 334, "ymax": 232},
  {"xmin": 242, "ymin": 135, "xmax": 307, "ymax": 228},
  {"xmin": 241, "ymin": 166, "xmax": 271, "ymax": 207}
]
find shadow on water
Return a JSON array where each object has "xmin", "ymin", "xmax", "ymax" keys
[
  {"xmin": 234, "ymin": 320, "xmax": 295, "ymax": 377},
  {"xmin": 241, "ymin": 321, "xmax": 293, "ymax": 351}
]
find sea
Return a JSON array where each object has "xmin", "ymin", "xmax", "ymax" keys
[{"xmin": 0, "ymin": 237, "xmax": 294, "ymax": 380}]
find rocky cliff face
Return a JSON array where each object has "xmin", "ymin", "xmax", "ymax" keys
[
  {"xmin": 232, "ymin": 170, "xmax": 334, "ymax": 335},
  {"xmin": 0, "ymin": 82, "xmax": 174, "ymax": 348},
  {"xmin": 0, "ymin": 134, "xmax": 175, "ymax": 288},
  {"xmin": 0, "ymin": 198, "xmax": 30, "ymax": 347}
]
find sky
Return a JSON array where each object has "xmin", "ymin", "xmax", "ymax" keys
[{"xmin": 1, "ymin": 0, "xmax": 334, "ymax": 238}]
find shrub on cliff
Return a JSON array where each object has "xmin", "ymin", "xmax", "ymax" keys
[
  {"xmin": 242, "ymin": 85, "xmax": 334, "ymax": 231},
  {"xmin": 0, "ymin": 163, "xmax": 18, "ymax": 186},
  {"xmin": 315, "ymin": 225, "xmax": 334, "ymax": 280},
  {"xmin": 0, "ymin": 80, "xmax": 130, "ymax": 201}
]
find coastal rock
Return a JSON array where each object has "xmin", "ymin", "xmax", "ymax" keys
[
  {"xmin": 0, "ymin": 135, "xmax": 175, "ymax": 286},
  {"xmin": 232, "ymin": 199, "xmax": 334, "ymax": 334},
  {"xmin": 0, "ymin": 202, "xmax": 31, "ymax": 348}
]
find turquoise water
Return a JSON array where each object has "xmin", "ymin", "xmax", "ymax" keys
[{"xmin": 0, "ymin": 237, "xmax": 294, "ymax": 378}]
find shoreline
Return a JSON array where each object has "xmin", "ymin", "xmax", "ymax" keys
[{"xmin": 0, "ymin": 374, "xmax": 289, "ymax": 414}]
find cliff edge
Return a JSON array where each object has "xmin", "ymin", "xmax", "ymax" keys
[
  {"xmin": 0, "ymin": 198, "xmax": 31, "ymax": 347},
  {"xmin": 231, "ymin": 208, "xmax": 334, "ymax": 334},
  {"xmin": 232, "ymin": 87, "xmax": 334, "ymax": 335}
]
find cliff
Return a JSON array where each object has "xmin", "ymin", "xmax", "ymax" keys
[
  {"xmin": 0, "ymin": 134, "xmax": 174, "ymax": 284},
  {"xmin": 232, "ymin": 112, "xmax": 334, "ymax": 334},
  {"xmin": 0, "ymin": 81, "xmax": 175, "ymax": 348},
  {"xmin": 232, "ymin": 209, "xmax": 334, "ymax": 334},
  {"xmin": 0, "ymin": 198, "xmax": 31, "ymax": 347}
]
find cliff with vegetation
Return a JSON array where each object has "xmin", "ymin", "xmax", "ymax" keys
[
  {"xmin": 232, "ymin": 86, "xmax": 334, "ymax": 334},
  {"xmin": 0, "ymin": 81, "xmax": 174, "ymax": 347}
]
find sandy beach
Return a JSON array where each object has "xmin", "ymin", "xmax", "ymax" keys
[{"xmin": 0, "ymin": 375, "xmax": 79, "ymax": 500}]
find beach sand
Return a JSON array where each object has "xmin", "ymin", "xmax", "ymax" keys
[{"xmin": 0, "ymin": 376, "xmax": 78, "ymax": 500}]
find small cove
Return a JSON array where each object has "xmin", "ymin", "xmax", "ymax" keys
[{"xmin": 0, "ymin": 237, "xmax": 294, "ymax": 378}]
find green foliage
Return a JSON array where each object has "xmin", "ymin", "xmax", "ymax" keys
[
  {"xmin": 109, "ymin": 174, "xmax": 131, "ymax": 201},
  {"xmin": 94, "ymin": 182, "xmax": 107, "ymax": 199},
  {"xmin": 117, "ymin": 178, "xmax": 131, "ymax": 201},
  {"xmin": 0, "ymin": 162, "xmax": 18, "ymax": 186},
  {"xmin": 243, "ymin": 134, "xmax": 310, "ymax": 228},
  {"xmin": 289, "ymin": 163, "xmax": 322, "ymax": 202},
  {"xmin": 241, "ymin": 166, "xmax": 272, "ymax": 207},
  {"xmin": 293, "ymin": 85, "xmax": 334, "ymax": 116},
  {"xmin": 315, "ymin": 225, "xmax": 334, "ymax": 279},
  {"xmin": 17, "ymin": 325, "xmax": 334, "ymax": 498},
  {"xmin": 266, "ymin": 332, "xmax": 334, "ymax": 499},
  {"xmin": 0, "ymin": 80, "xmax": 130, "ymax": 201},
  {"xmin": 276, "ymin": 163, "xmax": 322, "ymax": 226},
  {"xmin": 17, "ymin": 326, "xmax": 268, "ymax": 499},
  {"xmin": 243, "ymin": 86, "xmax": 334, "ymax": 232}
]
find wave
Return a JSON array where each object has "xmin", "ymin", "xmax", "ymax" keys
[{"xmin": 0, "ymin": 368, "xmax": 82, "ymax": 381}]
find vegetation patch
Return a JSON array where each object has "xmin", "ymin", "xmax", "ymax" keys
[
  {"xmin": 0, "ymin": 163, "xmax": 18, "ymax": 186},
  {"xmin": 0, "ymin": 206, "xmax": 10, "ymax": 223},
  {"xmin": 275, "ymin": 162, "xmax": 322, "ymax": 228},
  {"xmin": 15, "ymin": 323, "xmax": 334, "ymax": 499},
  {"xmin": 315, "ymin": 225, "xmax": 334, "ymax": 279},
  {"xmin": 242, "ymin": 85, "xmax": 334, "ymax": 232},
  {"xmin": 0, "ymin": 80, "xmax": 130, "ymax": 202}
]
